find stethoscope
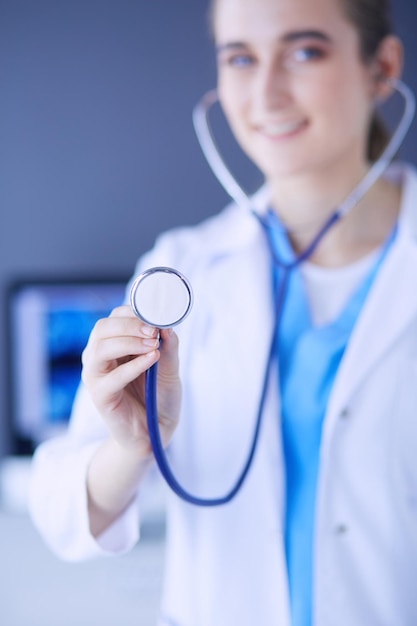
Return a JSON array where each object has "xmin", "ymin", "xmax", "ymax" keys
[{"xmin": 130, "ymin": 78, "xmax": 416, "ymax": 506}]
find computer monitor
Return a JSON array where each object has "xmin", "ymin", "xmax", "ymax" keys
[{"xmin": 6, "ymin": 276, "xmax": 128, "ymax": 454}]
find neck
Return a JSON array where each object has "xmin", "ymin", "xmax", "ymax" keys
[{"xmin": 268, "ymin": 165, "xmax": 401, "ymax": 267}]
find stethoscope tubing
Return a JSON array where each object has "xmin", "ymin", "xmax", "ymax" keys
[
  {"xmin": 144, "ymin": 209, "xmax": 335, "ymax": 506},
  {"xmin": 192, "ymin": 79, "xmax": 416, "ymax": 222},
  {"xmin": 145, "ymin": 270, "xmax": 288, "ymax": 506},
  {"xmin": 143, "ymin": 78, "xmax": 415, "ymax": 507}
]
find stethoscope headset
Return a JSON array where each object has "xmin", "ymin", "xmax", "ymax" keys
[{"xmin": 130, "ymin": 76, "xmax": 416, "ymax": 506}]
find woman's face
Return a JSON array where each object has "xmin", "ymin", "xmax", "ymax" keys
[{"xmin": 213, "ymin": 0, "xmax": 377, "ymax": 184}]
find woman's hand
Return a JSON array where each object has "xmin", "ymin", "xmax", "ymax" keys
[{"xmin": 81, "ymin": 305, "xmax": 181, "ymax": 461}]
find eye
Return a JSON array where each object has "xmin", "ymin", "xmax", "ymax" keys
[
  {"xmin": 291, "ymin": 46, "xmax": 326, "ymax": 63},
  {"xmin": 228, "ymin": 53, "xmax": 255, "ymax": 67},
  {"xmin": 218, "ymin": 52, "xmax": 256, "ymax": 69}
]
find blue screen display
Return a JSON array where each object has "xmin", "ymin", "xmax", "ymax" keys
[{"xmin": 9, "ymin": 279, "xmax": 128, "ymax": 444}]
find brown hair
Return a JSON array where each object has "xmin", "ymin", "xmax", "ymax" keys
[
  {"xmin": 207, "ymin": 0, "xmax": 394, "ymax": 161},
  {"xmin": 339, "ymin": 0, "xmax": 394, "ymax": 160}
]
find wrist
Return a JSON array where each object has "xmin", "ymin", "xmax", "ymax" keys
[{"xmin": 108, "ymin": 437, "xmax": 154, "ymax": 473}]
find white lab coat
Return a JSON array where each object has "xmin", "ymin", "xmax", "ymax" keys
[{"xmin": 29, "ymin": 163, "xmax": 417, "ymax": 626}]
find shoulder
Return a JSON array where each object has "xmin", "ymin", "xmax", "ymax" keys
[
  {"xmin": 132, "ymin": 186, "xmax": 270, "ymax": 278},
  {"xmin": 395, "ymin": 162, "xmax": 417, "ymax": 240}
]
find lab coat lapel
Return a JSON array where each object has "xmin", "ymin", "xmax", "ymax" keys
[
  {"xmin": 326, "ymin": 230, "xmax": 417, "ymax": 420},
  {"xmin": 195, "ymin": 198, "xmax": 276, "ymax": 392},
  {"xmin": 206, "ymin": 221, "xmax": 276, "ymax": 402},
  {"xmin": 180, "ymin": 214, "xmax": 283, "ymax": 508}
]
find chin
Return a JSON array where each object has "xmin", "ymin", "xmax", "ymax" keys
[
  {"xmin": 261, "ymin": 160, "xmax": 317, "ymax": 181},
  {"xmin": 248, "ymin": 144, "xmax": 318, "ymax": 181}
]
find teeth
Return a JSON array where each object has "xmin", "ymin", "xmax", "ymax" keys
[{"xmin": 262, "ymin": 121, "xmax": 304, "ymax": 136}]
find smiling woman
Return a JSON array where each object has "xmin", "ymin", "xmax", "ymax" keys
[
  {"xmin": 210, "ymin": 0, "xmax": 394, "ymax": 162},
  {"xmin": 212, "ymin": 0, "xmax": 404, "ymax": 257},
  {"xmin": 28, "ymin": 1, "xmax": 417, "ymax": 625}
]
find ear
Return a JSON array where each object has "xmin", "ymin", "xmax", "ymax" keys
[{"xmin": 370, "ymin": 35, "xmax": 403, "ymax": 101}]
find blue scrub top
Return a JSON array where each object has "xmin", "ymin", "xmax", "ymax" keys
[{"xmin": 262, "ymin": 210, "xmax": 396, "ymax": 626}]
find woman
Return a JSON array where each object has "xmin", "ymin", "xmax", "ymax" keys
[{"xmin": 29, "ymin": 0, "xmax": 417, "ymax": 624}]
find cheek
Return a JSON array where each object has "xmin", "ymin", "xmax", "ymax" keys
[
  {"xmin": 218, "ymin": 75, "xmax": 246, "ymax": 111},
  {"xmin": 300, "ymin": 71, "xmax": 372, "ymax": 139},
  {"xmin": 218, "ymin": 79, "xmax": 251, "ymax": 135}
]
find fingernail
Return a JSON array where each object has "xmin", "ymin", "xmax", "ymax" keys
[{"xmin": 142, "ymin": 325, "xmax": 154, "ymax": 337}]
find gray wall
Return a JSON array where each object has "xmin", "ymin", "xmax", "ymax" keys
[{"xmin": 1, "ymin": 0, "xmax": 416, "ymax": 457}]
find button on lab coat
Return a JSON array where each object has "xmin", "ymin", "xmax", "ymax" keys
[{"xmin": 29, "ymin": 164, "xmax": 417, "ymax": 626}]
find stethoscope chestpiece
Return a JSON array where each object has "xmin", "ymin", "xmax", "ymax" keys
[{"xmin": 129, "ymin": 266, "xmax": 193, "ymax": 329}]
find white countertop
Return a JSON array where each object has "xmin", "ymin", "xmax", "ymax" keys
[{"xmin": 0, "ymin": 457, "xmax": 166, "ymax": 626}]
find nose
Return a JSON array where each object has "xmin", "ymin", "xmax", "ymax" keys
[{"xmin": 253, "ymin": 59, "xmax": 291, "ymax": 112}]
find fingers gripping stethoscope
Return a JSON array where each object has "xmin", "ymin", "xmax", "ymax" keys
[{"xmin": 130, "ymin": 78, "xmax": 416, "ymax": 507}]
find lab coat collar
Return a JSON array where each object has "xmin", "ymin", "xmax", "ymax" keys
[
  {"xmin": 197, "ymin": 163, "xmax": 417, "ymax": 420},
  {"xmin": 199, "ymin": 162, "xmax": 417, "ymax": 260}
]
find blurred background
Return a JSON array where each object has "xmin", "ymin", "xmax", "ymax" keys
[{"xmin": 0, "ymin": 0, "xmax": 416, "ymax": 624}]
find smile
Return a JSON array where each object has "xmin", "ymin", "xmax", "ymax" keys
[{"xmin": 258, "ymin": 120, "xmax": 308, "ymax": 138}]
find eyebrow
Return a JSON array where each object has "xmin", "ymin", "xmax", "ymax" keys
[
  {"xmin": 282, "ymin": 29, "xmax": 332, "ymax": 43},
  {"xmin": 216, "ymin": 30, "xmax": 332, "ymax": 54}
]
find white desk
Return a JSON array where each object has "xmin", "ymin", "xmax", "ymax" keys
[
  {"xmin": 0, "ymin": 510, "xmax": 166, "ymax": 626},
  {"xmin": 0, "ymin": 458, "xmax": 166, "ymax": 626}
]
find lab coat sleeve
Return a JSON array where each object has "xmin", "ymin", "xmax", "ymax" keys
[{"xmin": 28, "ymin": 384, "xmax": 141, "ymax": 562}]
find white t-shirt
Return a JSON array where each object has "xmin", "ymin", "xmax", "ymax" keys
[{"xmin": 300, "ymin": 249, "xmax": 380, "ymax": 327}]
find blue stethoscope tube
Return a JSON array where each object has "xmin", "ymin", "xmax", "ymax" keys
[
  {"xmin": 142, "ymin": 79, "xmax": 415, "ymax": 506},
  {"xmin": 145, "ymin": 263, "xmax": 291, "ymax": 506},
  {"xmin": 144, "ymin": 210, "xmax": 341, "ymax": 506}
]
